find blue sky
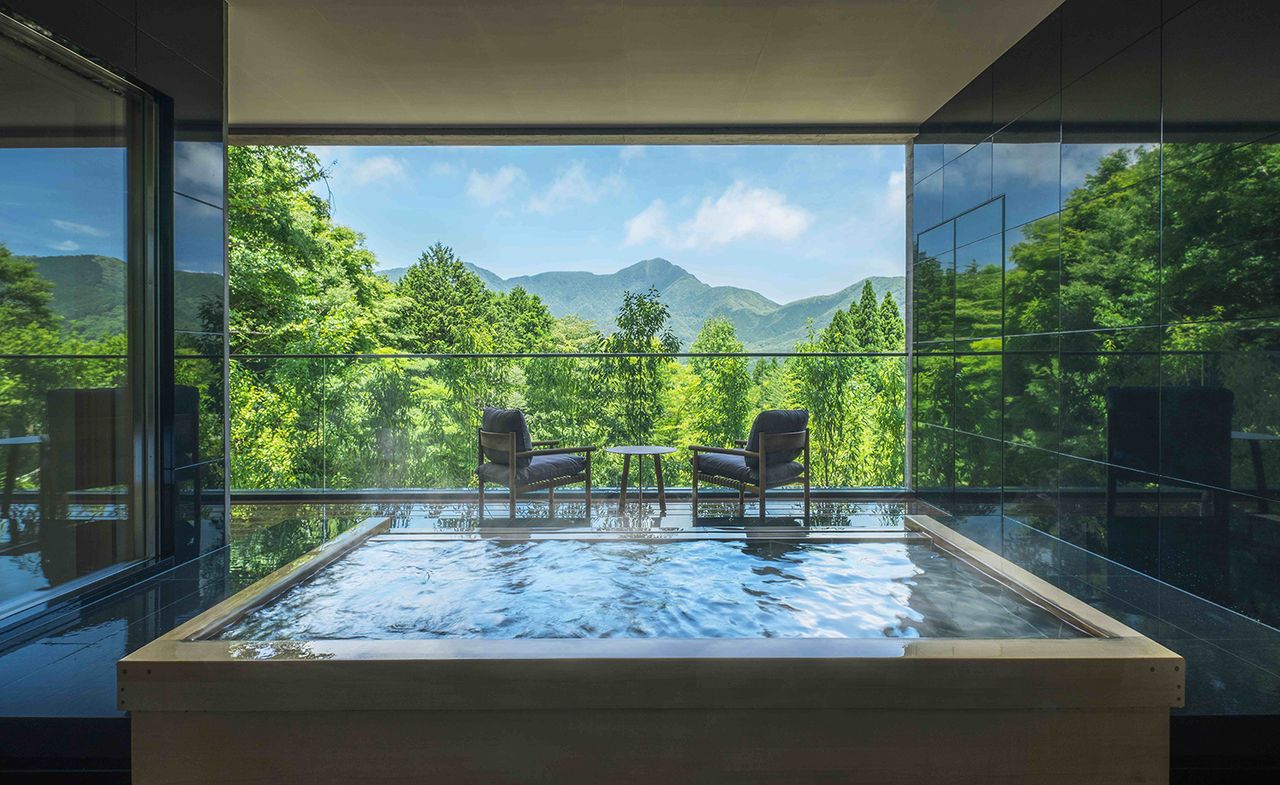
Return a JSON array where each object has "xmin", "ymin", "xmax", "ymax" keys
[
  {"xmin": 313, "ymin": 145, "xmax": 905, "ymax": 304},
  {"xmin": 0, "ymin": 148, "xmax": 128, "ymax": 261}
]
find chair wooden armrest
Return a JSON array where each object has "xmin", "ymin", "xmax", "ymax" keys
[
  {"xmin": 688, "ymin": 445, "xmax": 757, "ymax": 458},
  {"xmin": 531, "ymin": 440, "xmax": 560, "ymax": 447},
  {"xmin": 516, "ymin": 446, "xmax": 596, "ymax": 457}
]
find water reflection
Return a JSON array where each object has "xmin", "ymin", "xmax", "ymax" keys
[{"xmin": 218, "ymin": 539, "xmax": 1084, "ymax": 641}]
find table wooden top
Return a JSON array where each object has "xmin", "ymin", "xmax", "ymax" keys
[{"xmin": 605, "ymin": 445, "xmax": 677, "ymax": 456}]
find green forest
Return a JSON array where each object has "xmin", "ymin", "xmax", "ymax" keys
[
  {"xmin": 227, "ymin": 146, "xmax": 907, "ymax": 491},
  {"xmin": 5, "ymin": 139, "xmax": 1275, "ymax": 502}
]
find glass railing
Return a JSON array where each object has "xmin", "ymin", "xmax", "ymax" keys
[{"xmin": 228, "ymin": 352, "xmax": 907, "ymax": 494}]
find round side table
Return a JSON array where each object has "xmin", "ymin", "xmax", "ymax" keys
[{"xmin": 606, "ymin": 445, "xmax": 676, "ymax": 513}]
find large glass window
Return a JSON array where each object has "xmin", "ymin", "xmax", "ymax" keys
[
  {"xmin": 226, "ymin": 144, "xmax": 908, "ymax": 494},
  {"xmin": 0, "ymin": 22, "xmax": 153, "ymax": 618}
]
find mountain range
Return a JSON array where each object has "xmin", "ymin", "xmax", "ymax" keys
[
  {"xmin": 20, "ymin": 254, "xmax": 905, "ymax": 354},
  {"xmin": 379, "ymin": 258, "xmax": 905, "ymax": 352},
  {"xmin": 22, "ymin": 255, "xmax": 224, "ymax": 340}
]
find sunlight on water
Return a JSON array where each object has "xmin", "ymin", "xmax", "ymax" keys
[{"xmin": 220, "ymin": 540, "xmax": 1084, "ymax": 640}]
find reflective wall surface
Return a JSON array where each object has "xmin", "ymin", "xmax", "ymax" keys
[
  {"xmin": 0, "ymin": 0, "xmax": 229, "ymax": 625},
  {"xmin": 0, "ymin": 25, "xmax": 148, "ymax": 618},
  {"xmin": 912, "ymin": 0, "xmax": 1280, "ymax": 715}
]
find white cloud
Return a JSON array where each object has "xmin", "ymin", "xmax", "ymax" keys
[
  {"xmin": 527, "ymin": 161, "xmax": 623, "ymax": 214},
  {"xmin": 346, "ymin": 155, "xmax": 408, "ymax": 186},
  {"xmin": 624, "ymin": 199, "xmax": 671, "ymax": 246},
  {"xmin": 624, "ymin": 181, "xmax": 814, "ymax": 250},
  {"xmin": 51, "ymin": 219, "xmax": 106, "ymax": 237},
  {"xmin": 619, "ymin": 145, "xmax": 646, "ymax": 162},
  {"xmin": 885, "ymin": 169, "xmax": 906, "ymax": 214},
  {"xmin": 466, "ymin": 165, "xmax": 525, "ymax": 205},
  {"xmin": 48, "ymin": 239, "xmax": 80, "ymax": 252},
  {"xmin": 428, "ymin": 160, "xmax": 460, "ymax": 177}
]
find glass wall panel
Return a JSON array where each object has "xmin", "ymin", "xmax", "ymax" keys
[
  {"xmin": 1060, "ymin": 328, "xmax": 1160, "ymax": 465},
  {"xmin": 1161, "ymin": 139, "xmax": 1280, "ymax": 324},
  {"xmin": 912, "ymin": 0, "xmax": 1280, "ymax": 717},
  {"xmin": 913, "ymin": 422, "xmax": 953, "ymax": 510},
  {"xmin": 916, "ymin": 221, "xmax": 953, "ymax": 261},
  {"xmin": 954, "ymin": 199, "xmax": 1001, "ymax": 247},
  {"xmin": 931, "ymin": 66, "xmax": 993, "ymax": 163},
  {"xmin": 913, "ymin": 251, "xmax": 953, "ymax": 345},
  {"xmin": 1161, "ymin": 319, "xmax": 1280, "ymax": 497},
  {"xmin": 943, "ymin": 141, "xmax": 992, "ymax": 219},
  {"xmin": 0, "ymin": 47, "xmax": 129, "ymax": 349},
  {"xmin": 954, "ymin": 348, "xmax": 1001, "ymax": 438},
  {"xmin": 174, "ymin": 193, "xmax": 226, "ymax": 334},
  {"xmin": 1061, "ymin": 176, "xmax": 1160, "ymax": 331},
  {"xmin": 0, "ymin": 359, "xmax": 139, "ymax": 610},
  {"xmin": 1003, "ymin": 216, "xmax": 1059, "ymax": 339},
  {"xmin": 913, "ymin": 142, "xmax": 944, "ymax": 184},
  {"xmin": 913, "ymin": 169, "xmax": 943, "ymax": 234},
  {"xmin": 1061, "ymin": 31, "xmax": 1160, "ymax": 207},
  {"xmin": 954, "ymin": 432, "xmax": 1002, "ymax": 512},
  {"xmin": 175, "ymin": 356, "xmax": 224, "ymax": 469},
  {"xmin": 1002, "ymin": 441, "xmax": 1060, "ymax": 536},
  {"xmin": 173, "ymin": 461, "xmax": 225, "ymax": 564},
  {"xmin": 913, "ymin": 352, "xmax": 954, "ymax": 428},
  {"xmin": 174, "ymin": 141, "xmax": 225, "ymax": 206},
  {"xmin": 1058, "ymin": 453, "xmax": 1113, "ymax": 555},
  {"xmin": 954, "ymin": 233, "xmax": 1002, "ymax": 340},
  {"xmin": 1003, "ymin": 340, "xmax": 1059, "ymax": 451},
  {"xmin": 0, "ymin": 27, "xmax": 149, "ymax": 617},
  {"xmin": 993, "ymin": 96, "xmax": 1060, "ymax": 229}
]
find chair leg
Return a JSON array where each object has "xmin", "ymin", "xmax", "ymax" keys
[
  {"xmin": 509, "ymin": 487, "xmax": 517, "ymax": 520},
  {"xmin": 478, "ymin": 481, "xmax": 485, "ymax": 522},
  {"xmin": 738, "ymin": 487, "xmax": 745, "ymax": 518},
  {"xmin": 759, "ymin": 487, "xmax": 766, "ymax": 519},
  {"xmin": 585, "ymin": 458, "xmax": 592, "ymax": 519},
  {"xmin": 548, "ymin": 487, "xmax": 555, "ymax": 518},
  {"xmin": 803, "ymin": 476, "xmax": 810, "ymax": 521},
  {"xmin": 691, "ymin": 472, "xmax": 699, "ymax": 519}
]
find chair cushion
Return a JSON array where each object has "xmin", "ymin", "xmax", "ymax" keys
[
  {"xmin": 745, "ymin": 409, "xmax": 809, "ymax": 468},
  {"xmin": 478, "ymin": 453, "xmax": 587, "ymax": 488},
  {"xmin": 696, "ymin": 452, "xmax": 806, "ymax": 489},
  {"xmin": 481, "ymin": 407, "xmax": 533, "ymax": 468}
]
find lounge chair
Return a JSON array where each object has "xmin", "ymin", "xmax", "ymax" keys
[
  {"xmin": 689, "ymin": 409, "xmax": 810, "ymax": 519},
  {"xmin": 476, "ymin": 407, "xmax": 595, "ymax": 520}
]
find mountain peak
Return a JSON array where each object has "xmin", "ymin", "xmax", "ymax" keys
[{"xmin": 615, "ymin": 257, "xmax": 689, "ymax": 289}]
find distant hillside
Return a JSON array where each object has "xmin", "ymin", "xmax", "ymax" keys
[
  {"xmin": 25, "ymin": 255, "xmax": 224, "ymax": 339},
  {"xmin": 379, "ymin": 258, "xmax": 904, "ymax": 352}
]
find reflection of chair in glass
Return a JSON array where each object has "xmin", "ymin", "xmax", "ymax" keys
[
  {"xmin": 476, "ymin": 408, "xmax": 594, "ymax": 520},
  {"xmin": 40, "ymin": 388, "xmax": 132, "ymax": 584},
  {"xmin": 690, "ymin": 409, "xmax": 810, "ymax": 520},
  {"xmin": 40, "ymin": 386, "xmax": 200, "ymax": 583},
  {"xmin": 1106, "ymin": 386, "xmax": 1233, "ymax": 518}
]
